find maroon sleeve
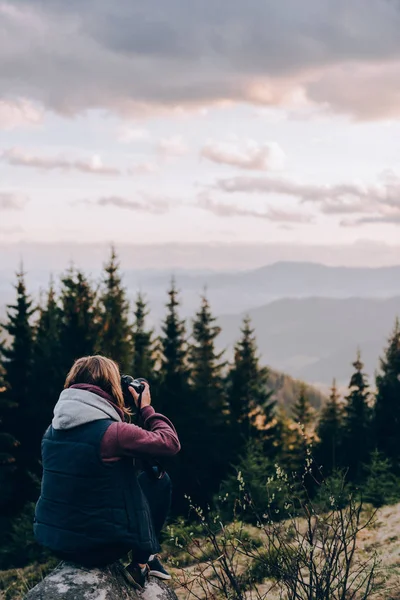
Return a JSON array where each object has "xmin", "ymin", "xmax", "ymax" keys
[{"xmin": 100, "ymin": 406, "xmax": 181, "ymax": 461}]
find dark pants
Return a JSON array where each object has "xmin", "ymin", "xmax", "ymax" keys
[
  {"xmin": 55, "ymin": 469, "xmax": 172, "ymax": 567},
  {"xmin": 133, "ymin": 469, "xmax": 172, "ymax": 563}
]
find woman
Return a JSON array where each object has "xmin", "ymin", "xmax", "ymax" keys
[{"xmin": 34, "ymin": 355, "xmax": 181, "ymax": 589}]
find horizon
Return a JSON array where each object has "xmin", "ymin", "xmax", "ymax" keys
[{"xmin": 2, "ymin": 240, "xmax": 400, "ymax": 272}]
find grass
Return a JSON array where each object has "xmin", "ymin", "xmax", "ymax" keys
[
  {"xmin": 3, "ymin": 502, "xmax": 400, "ymax": 599},
  {"xmin": 0, "ymin": 559, "xmax": 58, "ymax": 600}
]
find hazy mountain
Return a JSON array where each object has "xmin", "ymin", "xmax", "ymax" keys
[
  {"xmin": 1, "ymin": 262, "xmax": 400, "ymax": 386},
  {"xmin": 2, "ymin": 261, "xmax": 400, "ymax": 319},
  {"xmin": 267, "ymin": 369, "xmax": 325, "ymax": 410},
  {"xmin": 217, "ymin": 296, "xmax": 400, "ymax": 386}
]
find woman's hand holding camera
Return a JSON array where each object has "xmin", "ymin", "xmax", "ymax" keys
[{"xmin": 129, "ymin": 381, "xmax": 151, "ymax": 408}]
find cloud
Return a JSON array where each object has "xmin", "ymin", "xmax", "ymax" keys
[
  {"xmin": 2, "ymin": 0, "xmax": 400, "ymax": 119},
  {"xmin": 80, "ymin": 193, "xmax": 174, "ymax": 214},
  {"xmin": 201, "ymin": 139, "xmax": 286, "ymax": 171},
  {"xmin": 214, "ymin": 172, "xmax": 400, "ymax": 225},
  {"xmin": 214, "ymin": 175, "xmax": 376, "ymax": 211},
  {"xmin": 0, "ymin": 98, "xmax": 43, "ymax": 129},
  {"xmin": 1, "ymin": 148, "xmax": 121, "ymax": 175},
  {"xmin": 307, "ymin": 62, "xmax": 400, "ymax": 121},
  {"xmin": 341, "ymin": 211, "xmax": 400, "ymax": 227},
  {"xmin": 117, "ymin": 127, "xmax": 150, "ymax": 143},
  {"xmin": 128, "ymin": 162, "xmax": 158, "ymax": 175},
  {"xmin": 156, "ymin": 135, "xmax": 188, "ymax": 157},
  {"xmin": 197, "ymin": 193, "xmax": 313, "ymax": 223},
  {"xmin": 0, "ymin": 191, "xmax": 29, "ymax": 210}
]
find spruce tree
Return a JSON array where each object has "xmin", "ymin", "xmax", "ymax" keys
[
  {"xmin": 187, "ymin": 294, "xmax": 231, "ymax": 506},
  {"xmin": 0, "ymin": 270, "xmax": 36, "ymax": 510},
  {"xmin": 288, "ymin": 384, "xmax": 316, "ymax": 480},
  {"xmin": 157, "ymin": 280, "xmax": 190, "ymax": 513},
  {"xmin": 292, "ymin": 383, "xmax": 314, "ymax": 428},
  {"xmin": 342, "ymin": 351, "xmax": 372, "ymax": 481},
  {"xmin": 374, "ymin": 319, "xmax": 400, "ymax": 465},
  {"xmin": 96, "ymin": 248, "xmax": 132, "ymax": 371},
  {"xmin": 158, "ymin": 279, "xmax": 189, "ymax": 422},
  {"xmin": 316, "ymin": 379, "xmax": 343, "ymax": 477},
  {"xmin": 363, "ymin": 449, "xmax": 400, "ymax": 508},
  {"xmin": 59, "ymin": 267, "xmax": 98, "ymax": 374},
  {"xmin": 217, "ymin": 439, "xmax": 287, "ymax": 524},
  {"xmin": 188, "ymin": 294, "xmax": 226, "ymax": 418},
  {"xmin": 227, "ymin": 317, "xmax": 277, "ymax": 457},
  {"xmin": 0, "ymin": 348, "xmax": 17, "ymax": 512},
  {"xmin": 31, "ymin": 280, "xmax": 64, "ymax": 458},
  {"xmin": 132, "ymin": 293, "xmax": 156, "ymax": 380}
]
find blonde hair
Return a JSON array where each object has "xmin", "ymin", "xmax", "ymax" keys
[{"xmin": 64, "ymin": 355, "xmax": 130, "ymax": 417}]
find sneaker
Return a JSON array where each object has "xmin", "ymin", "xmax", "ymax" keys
[
  {"xmin": 123, "ymin": 562, "xmax": 149, "ymax": 590},
  {"xmin": 147, "ymin": 554, "xmax": 171, "ymax": 580}
]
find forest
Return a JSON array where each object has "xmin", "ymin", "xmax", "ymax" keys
[{"xmin": 1, "ymin": 248, "xmax": 400, "ymax": 597}]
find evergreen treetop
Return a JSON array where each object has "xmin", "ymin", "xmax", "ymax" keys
[
  {"xmin": 317, "ymin": 379, "xmax": 344, "ymax": 475},
  {"xmin": 375, "ymin": 319, "xmax": 400, "ymax": 464},
  {"xmin": 159, "ymin": 279, "xmax": 188, "ymax": 381},
  {"xmin": 59, "ymin": 267, "xmax": 98, "ymax": 373},
  {"xmin": 343, "ymin": 350, "xmax": 372, "ymax": 481},
  {"xmin": 1, "ymin": 269, "xmax": 35, "ymax": 402},
  {"xmin": 96, "ymin": 248, "xmax": 132, "ymax": 371},
  {"xmin": 31, "ymin": 280, "xmax": 64, "ymax": 458},
  {"xmin": 132, "ymin": 292, "xmax": 155, "ymax": 380},
  {"xmin": 228, "ymin": 317, "xmax": 276, "ymax": 451},
  {"xmin": 158, "ymin": 279, "xmax": 189, "ymax": 419},
  {"xmin": 189, "ymin": 293, "xmax": 226, "ymax": 413},
  {"xmin": 292, "ymin": 383, "xmax": 314, "ymax": 429}
]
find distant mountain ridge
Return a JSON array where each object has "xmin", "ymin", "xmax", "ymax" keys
[
  {"xmin": 218, "ymin": 296, "xmax": 400, "ymax": 386},
  {"xmin": 2, "ymin": 261, "xmax": 400, "ymax": 318},
  {"xmin": 1, "ymin": 262, "xmax": 400, "ymax": 385}
]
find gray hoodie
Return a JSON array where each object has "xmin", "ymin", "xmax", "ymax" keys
[{"xmin": 52, "ymin": 388, "xmax": 122, "ymax": 430}]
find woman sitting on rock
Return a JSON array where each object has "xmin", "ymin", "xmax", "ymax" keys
[{"xmin": 34, "ymin": 355, "xmax": 181, "ymax": 589}]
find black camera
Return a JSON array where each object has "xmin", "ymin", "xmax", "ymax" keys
[{"xmin": 121, "ymin": 375, "xmax": 147, "ymax": 409}]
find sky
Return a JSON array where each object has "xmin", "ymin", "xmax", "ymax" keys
[{"xmin": 2, "ymin": 0, "xmax": 400, "ymax": 268}]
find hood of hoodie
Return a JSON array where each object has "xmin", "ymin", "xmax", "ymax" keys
[{"xmin": 52, "ymin": 387, "xmax": 122, "ymax": 430}]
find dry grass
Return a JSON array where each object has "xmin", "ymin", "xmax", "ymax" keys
[
  {"xmin": 0, "ymin": 560, "xmax": 57, "ymax": 600},
  {"xmin": 168, "ymin": 502, "xmax": 400, "ymax": 600},
  {"xmin": 2, "ymin": 503, "xmax": 400, "ymax": 600}
]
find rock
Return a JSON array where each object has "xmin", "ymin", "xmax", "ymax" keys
[{"xmin": 23, "ymin": 561, "xmax": 178, "ymax": 600}]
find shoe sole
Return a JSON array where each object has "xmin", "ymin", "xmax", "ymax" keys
[
  {"xmin": 120, "ymin": 569, "xmax": 145, "ymax": 590},
  {"xmin": 148, "ymin": 570, "xmax": 171, "ymax": 580}
]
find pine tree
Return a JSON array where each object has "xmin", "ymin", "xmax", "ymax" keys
[
  {"xmin": 132, "ymin": 293, "xmax": 156, "ymax": 380},
  {"xmin": 227, "ymin": 317, "xmax": 277, "ymax": 457},
  {"xmin": 316, "ymin": 380, "xmax": 343, "ymax": 477},
  {"xmin": 157, "ymin": 280, "xmax": 190, "ymax": 513},
  {"xmin": 287, "ymin": 384, "xmax": 316, "ymax": 480},
  {"xmin": 0, "ymin": 270, "xmax": 36, "ymax": 510},
  {"xmin": 31, "ymin": 280, "xmax": 64, "ymax": 458},
  {"xmin": 186, "ymin": 294, "xmax": 231, "ymax": 507},
  {"xmin": 188, "ymin": 294, "xmax": 226, "ymax": 418},
  {"xmin": 217, "ymin": 439, "xmax": 287, "ymax": 524},
  {"xmin": 59, "ymin": 267, "xmax": 98, "ymax": 374},
  {"xmin": 292, "ymin": 383, "xmax": 314, "ymax": 429},
  {"xmin": 158, "ymin": 279, "xmax": 189, "ymax": 422},
  {"xmin": 374, "ymin": 319, "xmax": 400, "ymax": 465},
  {"xmin": 0, "ymin": 346, "xmax": 18, "ymax": 512},
  {"xmin": 342, "ymin": 351, "xmax": 372, "ymax": 481},
  {"xmin": 363, "ymin": 449, "xmax": 400, "ymax": 508},
  {"xmin": 96, "ymin": 248, "xmax": 132, "ymax": 371}
]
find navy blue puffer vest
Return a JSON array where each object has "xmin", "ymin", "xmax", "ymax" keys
[{"xmin": 34, "ymin": 419, "xmax": 160, "ymax": 564}]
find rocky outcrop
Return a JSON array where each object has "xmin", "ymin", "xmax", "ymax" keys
[{"xmin": 24, "ymin": 561, "xmax": 178, "ymax": 600}]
